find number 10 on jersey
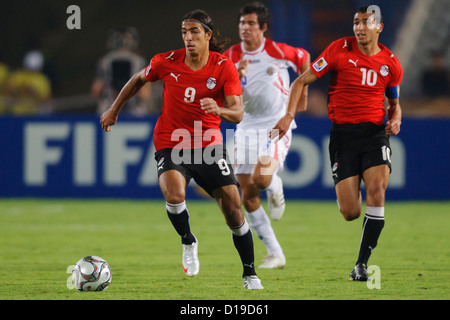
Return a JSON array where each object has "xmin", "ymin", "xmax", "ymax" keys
[{"xmin": 360, "ymin": 68, "xmax": 377, "ymax": 86}]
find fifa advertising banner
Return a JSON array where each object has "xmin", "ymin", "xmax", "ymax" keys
[{"xmin": 0, "ymin": 115, "xmax": 448, "ymax": 200}]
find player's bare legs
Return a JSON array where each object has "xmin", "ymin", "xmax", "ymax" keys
[
  {"xmin": 159, "ymin": 170, "xmax": 199, "ymax": 276},
  {"xmin": 237, "ymin": 156, "xmax": 286, "ymax": 269},
  {"xmin": 159, "ymin": 170, "xmax": 187, "ymax": 204},
  {"xmin": 213, "ymin": 184, "xmax": 263, "ymax": 289},
  {"xmin": 213, "ymin": 184, "xmax": 245, "ymax": 228},
  {"xmin": 253, "ymin": 156, "xmax": 279, "ymax": 190},
  {"xmin": 238, "ymin": 174, "xmax": 261, "ymax": 212},
  {"xmin": 335, "ymin": 176, "xmax": 362, "ymax": 221},
  {"xmin": 363, "ymin": 165, "xmax": 390, "ymax": 208},
  {"xmin": 337, "ymin": 165, "xmax": 390, "ymax": 280}
]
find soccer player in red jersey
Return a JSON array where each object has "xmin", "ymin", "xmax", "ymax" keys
[
  {"xmin": 100, "ymin": 10, "xmax": 263, "ymax": 290},
  {"xmin": 277, "ymin": 5, "xmax": 403, "ymax": 281}
]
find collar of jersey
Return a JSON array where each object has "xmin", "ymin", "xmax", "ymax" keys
[{"xmin": 241, "ymin": 37, "xmax": 266, "ymax": 55}]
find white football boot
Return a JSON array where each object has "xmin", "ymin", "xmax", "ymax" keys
[
  {"xmin": 258, "ymin": 253, "xmax": 286, "ymax": 269},
  {"xmin": 182, "ymin": 239, "xmax": 199, "ymax": 277},
  {"xmin": 243, "ymin": 275, "xmax": 264, "ymax": 290},
  {"xmin": 267, "ymin": 175, "xmax": 286, "ymax": 220}
]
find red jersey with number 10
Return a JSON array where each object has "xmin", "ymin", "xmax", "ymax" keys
[
  {"xmin": 144, "ymin": 49, "xmax": 242, "ymax": 151},
  {"xmin": 310, "ymin": 37, "xmax": 403, "ymax": 125}
]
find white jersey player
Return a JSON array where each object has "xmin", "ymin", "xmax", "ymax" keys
[
  {"xmin": 223, "ymin": 2, "xmax": 310, "ymax": 269},
  {"xmin": 227, "ymin": 38, "xmax": 307, "ymax": 129}
]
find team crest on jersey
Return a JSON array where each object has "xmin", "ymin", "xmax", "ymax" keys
[
  {"xmin": 380, "ymin": 65, "xmax": 389, "ymax": 77},
  {"xmin": 267, "ymin": 67, "xmax": 275, "ymax": 75},
  {"xmin": 206, "ymin": 77, "xmax": 216, "ymax": 89},
  {"xmin": 313, "ymin": 57, "xmax": 327, "ymax": 72}
]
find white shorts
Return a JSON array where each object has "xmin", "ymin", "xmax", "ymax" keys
[{"xmin": 233, "ymin": 127, "xmax": 292, "ymax": 175}]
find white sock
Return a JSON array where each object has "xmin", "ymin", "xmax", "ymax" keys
[
  {"xmin": 246, "ymin": 206, "xmax": 283, "ymax": 256},
  {"xmin": 265, "ymin": 174, "xmax": 280, "ymax": 193},
  {"xmin": 230, "ymin": 218, "xmax": 250, "ymax": 236},
  {"xmin": 366, "ymin": 206, "xmax": 385, "ymax": 220},
  {"xmin": 166, "ymin": 201, "xmax": 187, "ymax": 214}
]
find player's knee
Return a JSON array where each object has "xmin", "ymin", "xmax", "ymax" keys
[
  {"xmin": 242, "ymin": 197, "xmax": 259, "ymax": 213},
  {"xmin": 222, "ymin": 198, "xmax": 244, "ymax": 226},
  {"xmin": 252, "ymin": 174, "xmax": 270, "ymax": 190},
  {"xmin": 164, "ymin": 190, "xmax": 186, "ymax": 205},
  {"xmin": 214, "ymin": 185, "xmax": 243, "ymax": 226},
  {"xmin": 365, "ymin": 184, "xmax": 386, "ymax": 206},
  {"xmin": 340, "ymin": 207, "xmax": 361, "ymax": 221},
  {"xmin": 225, "ymin": 207, "xmax": 245, "ymax": 228}
]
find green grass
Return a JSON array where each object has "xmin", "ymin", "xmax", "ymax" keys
[{"xmin": 0, "ymin": 199, "xmax": 448, "ymax": 300}]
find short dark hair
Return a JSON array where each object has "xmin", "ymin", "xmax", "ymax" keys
[
  {"xmin": 239, "ymin": 1, "xmax": 271, "ymax": 30},
  {"xmin": 356, "ymin": 5, "xmax": 384, "ymax": 24},
  {"xmin": 182, "ymin": 9, "xmax": 229, "ymax": 53}
]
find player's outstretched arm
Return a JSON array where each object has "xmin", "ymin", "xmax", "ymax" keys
[
  {"xmin": 270, "ymin": 68, "xmax": 318, "ymax": 141},
  {"xmin": 100, "ymin": 69, "xmax": 148, "ymax": 132},
  {"xmin": 200, "ymin": 95, "xmax": 244, "ymax": 124},
  {"xmin": 296, "ymin": 52, "xmax": 311, "ymax": 112}
]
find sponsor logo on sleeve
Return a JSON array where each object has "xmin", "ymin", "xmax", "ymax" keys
[{"xmin": 313, "ymin": 57, "xmax": 327, "ymax": 72}]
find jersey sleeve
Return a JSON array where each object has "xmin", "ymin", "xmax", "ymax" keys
[
  {"xmin": 384, "ymin": 54, "xmax": 403, "ymax": 99},
  {"xmin": 277, "ymin": 43, "xmax": 309, "ymax": 73},
  {"xmin": 144, "ymin": 54, "xmax": 163, "ymax": 82},
  {"xmin": 310, "ymin": 38, "xmax": 344, "ymax": 78},
  {"xmin": 388, "ymin": 56, "xmax": 403, "ymax": 87}
]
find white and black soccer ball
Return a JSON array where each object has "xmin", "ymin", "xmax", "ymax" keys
[{"xmin": 72, "ymin": 256, "xmax": 112, "ymax": 291}]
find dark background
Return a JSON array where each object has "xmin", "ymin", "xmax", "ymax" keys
[{"xmin": 0, "ymin": 0, "xmax": 408, "ymax": 97}]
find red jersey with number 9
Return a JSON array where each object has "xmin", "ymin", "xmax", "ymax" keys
[
  {"xmin": 310, "ymin": 37, "xmax": 403, "ymax": 125},
  {"xmin": 144, "ymin": 49, "xmax": 242, "ymax": 151}
]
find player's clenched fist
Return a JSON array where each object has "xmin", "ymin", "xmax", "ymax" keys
[{"xmin": 100, "ymin": 108, "xmax": 118, "ymax": 132}]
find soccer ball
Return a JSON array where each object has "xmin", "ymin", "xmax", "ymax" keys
[{"xmin": 72, "ymin": 256, "xmax": 112, "ymax": 291}]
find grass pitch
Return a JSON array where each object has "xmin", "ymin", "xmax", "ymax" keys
[{"xmin": 0, "ymin": 199, "xmax": 448, "ymax": 300}]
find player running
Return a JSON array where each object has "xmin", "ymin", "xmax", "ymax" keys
[
  {"xmin": 223, "ymin": 1, "xmax": 310, "ymax": 269},
  {"xmin": 100, "ymin": 9, "xmax": 263, "ymax": 290},
  {"xmin": 277, "ymin": 5, "xmax": 403, "ymax": 280}
]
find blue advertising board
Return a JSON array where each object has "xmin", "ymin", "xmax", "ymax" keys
[{"xmin": 0, "ymin": 115, "xmax": 448, "ymax": 200}]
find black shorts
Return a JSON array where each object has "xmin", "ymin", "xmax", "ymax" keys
[
  {"xmin": 329, "ymin": 122, "xmax": 392, "ymax": 185},
  {"xmin": 154, "ymin": 145, "xmax": 239, "ymax": 197}
]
